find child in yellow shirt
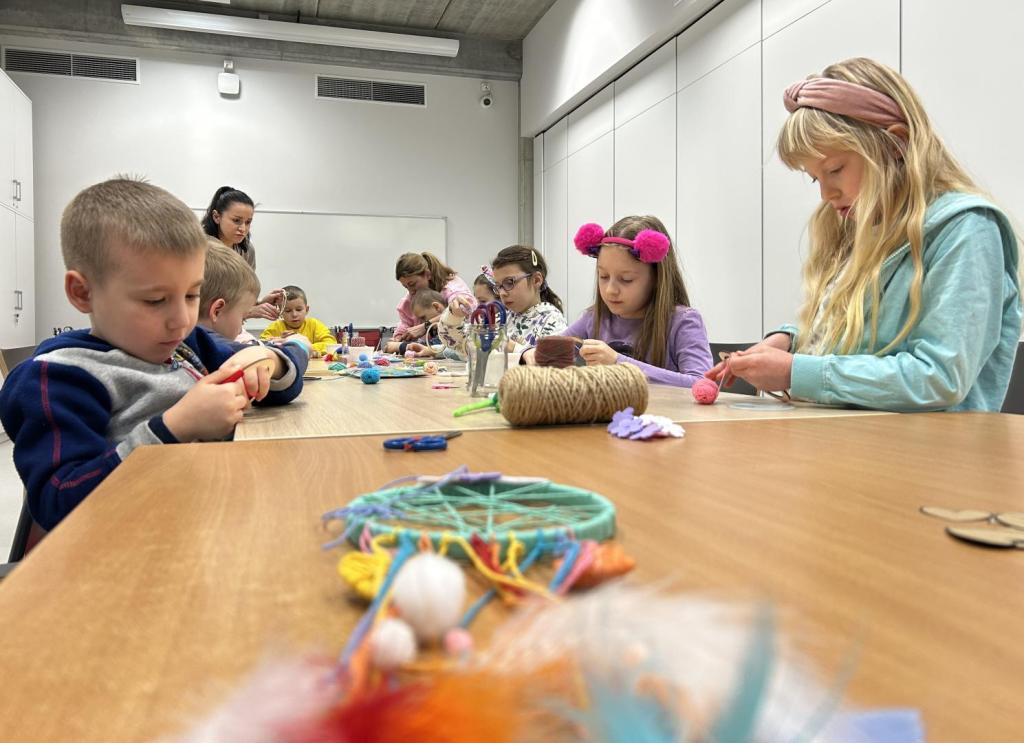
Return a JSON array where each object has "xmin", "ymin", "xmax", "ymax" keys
[{"xmin": 260, "ymin": 285, "xmax": 336, "ymax": 357}]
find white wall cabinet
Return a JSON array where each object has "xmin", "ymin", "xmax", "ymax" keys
[
  {"xmin": 542, "ymin": 155, "xmax": 569, "ymax": 312},
  {"xmin": 677, "ymin": 43, "xmax": 762, "ymax": 343},
  {"xmin": 0, "ymin": 69, "xmax": 34, "ymax": 348},
  {"xmin": 0, "ymin": 71, "xmax": 32, "ymax": 219},
  {"xmin": 566, "ymin": 131, "xmax": 613, "ymax": 323}
]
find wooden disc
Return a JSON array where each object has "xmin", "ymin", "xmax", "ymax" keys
[
  {"xmin": 920, "ymin": 506, "xmax": 992, "ymax": 522},
  {"xmin": 994, "ymin": 512, "xmax": 1024, "ymax": 531},
  {"xmin": 946, "ymin": 526, "xmax": 1024, "ymax": 548}
]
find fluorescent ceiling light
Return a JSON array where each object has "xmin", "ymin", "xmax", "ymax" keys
[{"xmin": 121, "ymin": 4, "xmax": 460, "ymax": 57}]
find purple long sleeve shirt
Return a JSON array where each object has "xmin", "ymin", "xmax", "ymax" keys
[{"xmin": 564, "ymin": 306, "xmax": 713, "ymax": 387}]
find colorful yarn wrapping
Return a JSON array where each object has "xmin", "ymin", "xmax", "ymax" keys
[
  {"xmin": 498, "ymin": 364, "xmax": 648, "ymax": 426},
  {"xmin": 322, "ymin": 467, "xmax": 616, "ymax": 560}
]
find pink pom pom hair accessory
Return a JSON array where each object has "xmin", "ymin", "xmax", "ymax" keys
[{"xmin": 573, "ymin": 222, "xmax": 671, "ymax": 263}]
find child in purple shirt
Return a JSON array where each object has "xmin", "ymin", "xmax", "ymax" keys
[{"xmin": 526, "ymin": 215, "xmax": 713, "ymax": 387}]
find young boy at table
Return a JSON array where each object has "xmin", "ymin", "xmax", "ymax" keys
[
  {"xmin": 0, "ymin": 177, "xmax": 308, "ymax": 531},
  {"xmin": 260, "ymin": 285, "xmax": 337, "ymax": 358},
  {"xmin": 197, "ymin": 241, "xmax": 262, "ymax": 345}
]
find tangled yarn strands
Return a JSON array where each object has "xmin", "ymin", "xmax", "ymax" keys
[{"xmin": 499, "ymin": 364, "xmax": 648, "ymax": 426}]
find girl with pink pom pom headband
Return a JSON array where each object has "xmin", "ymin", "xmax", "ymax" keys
[{"xmin": 574, "ymin": 222, "xmax": 671, "ymax": 263}]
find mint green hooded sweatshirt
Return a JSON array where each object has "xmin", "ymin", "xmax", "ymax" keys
[{"xmin": 781, "ymin": 192, "xmax": 1021, "ymax": 412}]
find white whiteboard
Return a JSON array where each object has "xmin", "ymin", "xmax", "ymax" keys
[{"xmin": 193, "ymin": 209, "xmax": 447, "ymax": 329}]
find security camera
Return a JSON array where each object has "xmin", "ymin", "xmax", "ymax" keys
[{"xmin": 479, "ymin": 81, "xmax": 493, "ymax": 109}]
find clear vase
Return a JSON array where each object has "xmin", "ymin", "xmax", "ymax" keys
[{"xmin": 466, "ymin": 324, "xmax": 508, "ymax": 397}]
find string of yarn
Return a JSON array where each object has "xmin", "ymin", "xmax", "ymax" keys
[
  {"xmin": 534, "ymin": 336, "xmax": 580, "ymax": 368},
  {"xmin": 498, "ymin": 364, "xmax": 648, "ymax": 426}
]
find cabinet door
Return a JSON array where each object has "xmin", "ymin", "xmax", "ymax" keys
[
  {"xmin": 677, "ymin": 44, "xmax": 762, "ymax": 344},
  {"xmin": 0, "ymin": 76, "xmax": 15, "ymax": 212},
  {"xmin": 542, "ymin": 158, "xmax": 568, "ymax": 312},
  {"xmin": 13, "ymin": 89, "xmax": 33, "ymax": 220},
  {"xmin": 14, "ymin": 214, "xmax": 34, "ymax": 346},
  {"xmin": 566, "ymin": 132, "xmax": 613, "ymax": 323},
  {"xmin": 0, "ymin": 206, "xmax": 16, "ymax": 347}
]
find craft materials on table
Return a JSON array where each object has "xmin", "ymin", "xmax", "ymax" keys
[
  {"xmin": 497, "ymin": 364, "xmax": 648, "ymax": 426},
  {"xmin": 607, "ymin": 407, "xmax": 685, "ymax": 440},
  {"xmin": 534, "ymin": 335, "xmax": 583, "ymax": 368},
  {"xmin": 383, "ymin": 431, "xmax": 462, "ymax": 452},
  {"xmin": 691, "ymin": 377, "xmax": 720, "ymax": 405},
  {"xmin": 467, "ymin": 300, "xmax": 508, "ymax": 397},
  {"xmin": 921, "ymin": 505, "xmax": 1024, "ymax": 547}
]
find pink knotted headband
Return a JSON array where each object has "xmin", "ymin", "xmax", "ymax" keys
[
  {"xmin": 574, "ymin": 223, "xmax": 670, "ymax": 263},
  {"xmin": 783, "ymin": 77, "xmax": 907, "ymax": 130}
]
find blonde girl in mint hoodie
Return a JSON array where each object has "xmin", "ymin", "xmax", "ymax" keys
[{"xmin": 707, "ymin": 57, "xmax": 1020, "ymax": 412}]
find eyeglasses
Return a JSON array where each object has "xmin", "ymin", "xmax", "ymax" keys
[{"xmin": 495, "ymin": 273, "xmax": 531, "ymax": 294}]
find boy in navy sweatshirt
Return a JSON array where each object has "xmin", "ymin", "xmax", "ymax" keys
[{"xmin": 0, "ymin": 177, "xmax": 308, "ymax": 530}]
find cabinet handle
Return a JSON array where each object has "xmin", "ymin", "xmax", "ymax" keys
[
  {"xmin": 14, "ymin": 290, "xmax": 22, "ymax": 311},
  {"xmin": 10, "ymin": 180, "xmax": 16, "ymax": 202},
  {"xmin": 16, "ymin": 181, "xmax": 21, "ymax": 201}
]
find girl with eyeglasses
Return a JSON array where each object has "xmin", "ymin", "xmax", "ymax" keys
[{"xmin": 442, "ymin": 245, "xmax": 567, "ymax": 354}]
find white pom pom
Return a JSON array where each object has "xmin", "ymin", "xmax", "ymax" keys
[
  {"xmin": 391, "ymin": 552, "xmax": 466, "ymax": 643},
  {"xmin": 370, "ymin": 617, "xmax": 417, "ymax": 670}
]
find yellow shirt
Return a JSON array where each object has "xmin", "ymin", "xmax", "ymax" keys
[{"xmin": 260, "ymin": 317, "xmax": 337, "ymax": 354}]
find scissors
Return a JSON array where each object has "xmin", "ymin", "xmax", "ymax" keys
[{"xmin": 383, "ymin": 431, "xmax": 462, "ymax": 452}]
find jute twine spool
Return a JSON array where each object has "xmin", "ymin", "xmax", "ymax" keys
[{"xmin": 498, "ymin": 364, "xmax": 648, "ymax": 426}]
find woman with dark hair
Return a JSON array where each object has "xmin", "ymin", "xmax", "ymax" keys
[{"xmin": 201, "ymin": 186, "xmax": 283, "ymax": 321}]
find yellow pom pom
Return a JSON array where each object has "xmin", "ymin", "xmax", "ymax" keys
[{"xmin": 338, "ymin": 550, "xmax": 391, "ymax": 601}]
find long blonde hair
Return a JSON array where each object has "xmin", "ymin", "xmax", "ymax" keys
[
  {"xmin": 592, "ymin": 215, "xmax": 690, "ymax": 368},
  {"xmin": 777, "ymin": 57, "xmax": 977, "ymax": 354}
]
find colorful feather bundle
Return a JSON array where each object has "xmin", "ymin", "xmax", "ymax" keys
[{"xmin": 173, "ymin": 585, "xmax": 885, "ymax": 742}]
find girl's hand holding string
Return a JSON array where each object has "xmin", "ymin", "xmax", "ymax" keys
[
  {"xmin": 578, "ymin": 339, "xmax": 619, "ymax": 365},
  {"xmin": 705, "ymin": 333, "xmax": 792, "ymax": 389}
]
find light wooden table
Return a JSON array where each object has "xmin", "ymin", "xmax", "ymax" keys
[
  {"xmin": 236, "ymin": 359, "xmax": 889, "ymax": 440},
  {"xmin": 0, "ymin": 413, "xmax": 1021, "ymax": 741}
]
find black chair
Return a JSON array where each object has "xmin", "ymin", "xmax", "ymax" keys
[
  {"xmin": 0, "ymin": 498, "xmax": 34, "ymax": 579},
  {"xmin": 708, "ymin": 342, "xmax": 759, "ymax": 397},
  {"xmin": 1001, "ymin": 342, "xmax": 1024, "ymax": 414}
]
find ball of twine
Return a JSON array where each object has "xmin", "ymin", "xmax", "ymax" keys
[{"xmin": 498, "ymin": 364, "xmax": 648, "ymax": 426}]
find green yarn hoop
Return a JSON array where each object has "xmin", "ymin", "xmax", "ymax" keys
[{"xmin": 341, "ymin": 477, "xmax": 617, "ymax": 560}]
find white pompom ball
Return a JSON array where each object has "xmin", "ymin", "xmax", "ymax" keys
[
  {"xmin": 390, "ymin": 553, "xmax": 466, "ymax": 643},
  {"xmin": 370, "ymin": 617, "xmax": 417, "ymax": 670}
]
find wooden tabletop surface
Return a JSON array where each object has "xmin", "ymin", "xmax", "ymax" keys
[
  {"xmin": 0, "ymin": 413, "xmax": 1020, "ymax": 741},
  {"xmin": 236, "ymin": 359, "xmax": 889, "ymax": 440}
]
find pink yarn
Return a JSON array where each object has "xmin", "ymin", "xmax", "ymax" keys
[
  {"xmin": 574, "ymin": 222, "xmax": 605, "ymax": 256},
  {"xmin": 692, "ymin": 378, "xmax": 719, "ymax": 405},
  {"xmin": 443, "ymin": 627, "xmax": 474, "ymax": 657},
  {"xmin": 631, "ymin": 229, "xmax": 670, "ymax": 263}
]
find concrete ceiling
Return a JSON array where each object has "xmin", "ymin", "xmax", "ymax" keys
[{"xmin": 0, "ymin": 0, "xmax": 559, "ymax": 79}]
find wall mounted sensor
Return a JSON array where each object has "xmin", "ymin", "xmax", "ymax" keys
[{"xmin": 218, "ymin": 58, "xmax": 240, "ymax": 97}]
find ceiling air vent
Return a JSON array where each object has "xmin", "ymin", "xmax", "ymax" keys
[
  {"xmin": 317, "ymin": 76, "xmax": 425, "ymax": 106},
  {"xmin": 2, "ymin": 47, "xmax": 138, "ymax": 83}
]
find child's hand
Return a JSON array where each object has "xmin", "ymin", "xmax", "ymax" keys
[
  {"xmin": 163, "ymin": 366, "xmax": 249, "ymax": 442},
  {"xmin": 405, "ymin": 323, "xmax": 426, "ymax": 339},
  {"xmin": 223, "ymin": 346, "xmax": 280, "ymax": 400},
  {"xmin": 579, "ymin": 339, "xmax": 619, "ymax": 365},
  {"xmin": 384, "ymin": 340, "xmax": 401, "ymax": 354},
  {"xmin": 310, "ymin": 349, "xmax": 322, "ymax": 359},
  {"xmin": 405, "ymin": 342, "xmax": 436, "ymax": 358},
  {"xmin": 522, "ymin": 348, "xmax": 537, "ymax": 365},
  {"xmin": 448, "ymin": 296, "xmax": 474, "ymax": 318},
  {"xmin": 721, "ymin": 346, "xmax": 793, "ymax": 393}
]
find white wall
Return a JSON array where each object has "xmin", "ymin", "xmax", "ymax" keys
[
  {"xmin": 521, "ymin": 0, "xmax": 719, "ymax": 135},
  {"xmin": 0, "ymin": 35, "xmax": 519, "ymax": 340},
  {"xmin": 533, "ymin": 0, "xmax": 1024, "ymax": 342}
]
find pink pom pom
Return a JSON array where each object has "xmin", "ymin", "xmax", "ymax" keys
[
  {"xmin": 692, "ymin": 378, "xmax": 719, "ymax": 405},
  {"xmin": 573, "ymin": 222, "xmax": 605, "ymax": 256},
  {"xmin": 443, "ymin": 627, "xmax": 474, "ymax": 657},
  {"xmin": 631, "ymin": 229, "xmax": 670, "ymax": 263}
]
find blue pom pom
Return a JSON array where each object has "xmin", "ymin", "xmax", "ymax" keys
[
  {"xmin": 361, "ymin": 368, "xmax": 381, "ymax": 384},
  {"xmin": 357, "ymin": 360, "xmax": 372, "ymax": 368},
  {"xmin": 358, "ymin": 352, "xmax": 369, "ymax": 362}
]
